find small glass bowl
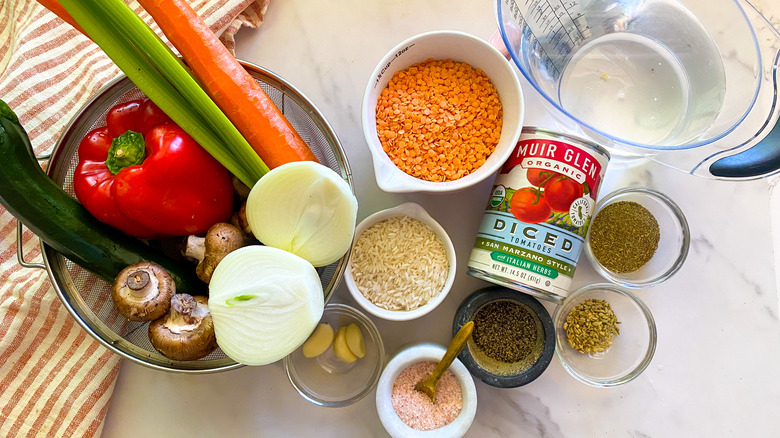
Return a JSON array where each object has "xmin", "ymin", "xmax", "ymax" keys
[
  {"xmin": 453, "ymin": 287, "xmax": 556, "ymax": 388},
  {"xmin": 284, "ymin": 304, "xmax": 385, "ymax": 407},
  {"xmin": 553, "ymin": 284, "xmax": 657, "ymax": 387},
  {"xmin": 345, "ymin": 202, "xmax": 457, "ymax": 321},
  {"xmin": 584, "ymin": 187, "xmax": 690, "ymax": 288},
  {"xmin": 376, "ymin": 343, "xmax": 478, "ymax": 438}
]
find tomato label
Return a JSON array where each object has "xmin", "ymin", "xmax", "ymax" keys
[{"xmin": 467, "ymin": 129, "xmax": 610, "ymax": 302}]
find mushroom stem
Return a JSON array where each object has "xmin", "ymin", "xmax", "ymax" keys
[
  {"xmin": 123, "ymin": 268, "xmax": 159, "ymax": 301},
  {"xmin": 183, "ymin": 235, "xmax": 206, "ymax": 262},
  {"xmin": 111, "ymin": 262, "xmax": 175, "ymax": 322},
  {"xmin": 181, "ymin": 222, "xmax": 245, "ymax": 284},
  {"xmin": 126, "ymin": 270, "xmax": 150, "ymax": 290},
  {"xmin": 148, "ymin": 294, "xmax": 217, "ymax": 361},
  {"xmin": 169, "ymin": 294, "xmax": 200, "ymax": 326}
]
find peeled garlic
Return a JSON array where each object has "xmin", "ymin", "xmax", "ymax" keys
[
  {"xmin": 245, "ymin": 162, "xmax": 358, "ymax": 267},
  {"xmin": 302, "ymin": 322, "xmax": 335, "ymax": 358},
  {"xmin": 333, "ymin": 326, "xmax": 358, "ymax": 363},
  {"xmin": 345, "ymin": 323, "xmax": 366, "ymax": 359}
]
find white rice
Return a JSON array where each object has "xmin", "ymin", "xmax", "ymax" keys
[{"xmin": 350, "ymin": 215, "xmax": 449, "ymax": 311}]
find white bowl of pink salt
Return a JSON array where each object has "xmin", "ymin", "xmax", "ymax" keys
[
  {"xmin": 362, "ymin": 30, "xmax": 524, "ymax": 194},
  {"xmin": 376, "ymin": 342, "xmax": 477, "ymax": 438}
]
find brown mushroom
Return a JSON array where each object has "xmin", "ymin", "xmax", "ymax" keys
[
  {"xmin": 149, "ymin": 294, "xmax": 217, "ymax": 361},
  {"xmin": 111, "ymin": 262, "xmax": 175, "ymax": 321},
  {"xmin": 182, "ymin": 222, "xmax": 245, "ymax": 283},
  {"xmin": 231, "ymin": 175, "xmax": 252, "ymax": 199},
  {"xmin": 230, "ymin": 201, "xmax": 252, "ymax": 237}
]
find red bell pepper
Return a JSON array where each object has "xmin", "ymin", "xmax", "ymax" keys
[{"xmin": 73, "ymin": 98, "xmax": 234, "ymax": 238}]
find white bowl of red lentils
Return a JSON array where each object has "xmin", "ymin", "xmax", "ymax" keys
[
  {"xmin": 362, "ymin": 30, "xmax": 524, "ymax": 193},
  {"xmin": 376, "ymin": 342, "xmax": 477, "ymax": 438}
]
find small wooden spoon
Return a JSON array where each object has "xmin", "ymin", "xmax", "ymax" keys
[{"xmin": 414, "ymin": 321, "xmax": 475, "ymax": 404}]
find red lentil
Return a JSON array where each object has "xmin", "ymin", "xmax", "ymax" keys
[
  {"xmin": 376, "ymin": 58, "xmax": 503, "ymax": 182},
  {"xmin": 391, "ymin": 361, "xmax": 463, "ymax": 431}
]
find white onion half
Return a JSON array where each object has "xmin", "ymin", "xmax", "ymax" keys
[
  {"xmin": 245, "ymin": 161, "xmax": 357, "ymax": 267},
  {"xmin": 208, "ymin": 245, "xmax": 324, "ymax": 366}
]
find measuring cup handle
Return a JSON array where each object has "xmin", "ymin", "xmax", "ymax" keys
[
  {"xmin": 709, "ymin": 119, "xmax": 780, "ymax": 178},
  {"xmin": 709, "ymin": 4, "xmax": 780, "ymax": 178}
]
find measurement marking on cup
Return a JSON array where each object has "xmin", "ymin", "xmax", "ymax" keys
[{"xmin": 508, "ymin": 0, "xmax": 588, "ymax": 78}]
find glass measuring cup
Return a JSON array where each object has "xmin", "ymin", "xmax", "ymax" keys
[{"xmin": 496, "ymin": 0, "xmax": 780, "ymax": 179}]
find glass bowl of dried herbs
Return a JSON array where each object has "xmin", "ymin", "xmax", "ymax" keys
[
  {"xmin": 584, "ymin": 187, "xmax": 690, "ymax": 288},
  {"xmin": 553, "ymin": 283, "xmax": 657, "ymax": 387}
]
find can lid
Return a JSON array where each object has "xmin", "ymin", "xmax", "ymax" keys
[{"xmin": 521, "ymin": 126, "xmax": 611, "ymax": 160}]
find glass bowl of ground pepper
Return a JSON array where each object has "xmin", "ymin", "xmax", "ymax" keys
[
  {"xmin": 361, "ymin": 30, "xmax": 524, "ymax": 193},
  {"xmin": 584, "ymin": 187, "xmax": 690, "ymax": 288},
  {"xmin": 452, "ymin": 287, "xmax": 556, "ymax": 388},
  {"xmin": 553, "ymin": 283, "xmax": 657, "ymax": 387}
]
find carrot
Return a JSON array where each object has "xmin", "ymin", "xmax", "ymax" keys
[
  {"xmin": 36, "ymin": 0, "xmax": 85, "ymax": 35},
  {"xmin": 56, "ymin": 0, "xmax": 269, "ymax": 186},
  {"xmin": 137, "ymin": 0, "xmax": 319, "ymax": 169}
]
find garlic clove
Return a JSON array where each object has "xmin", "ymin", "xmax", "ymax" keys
[
  {"xmin": 345, "ymin": 323, "xmax": 366, "ymax": 359},
  {"xmin": 333, "ymin": 326, "xmax": 358, "ymax": 363},
  {"xmin": 302, "ymin": 322, "xmax": 335, "ymax": 358}
]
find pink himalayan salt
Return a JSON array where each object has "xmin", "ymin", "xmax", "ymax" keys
[{"xmin": 391, "ymin": 361, "xmax": 463, "ymax": 431}]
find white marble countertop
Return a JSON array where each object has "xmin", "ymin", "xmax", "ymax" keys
[{"xmin": 102, "ymin": 0, "xmax": 780, "ymax": 436}]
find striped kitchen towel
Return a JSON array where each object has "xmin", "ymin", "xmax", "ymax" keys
[{"xmin": 0, "ymin": 1, "xmax": 270, "ymax": 436}]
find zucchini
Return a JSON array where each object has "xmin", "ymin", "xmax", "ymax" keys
[{"xmin": 0, "ymin": 99, "xmax": 203, "ymax": 293}]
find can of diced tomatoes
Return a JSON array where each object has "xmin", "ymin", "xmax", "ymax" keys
[{"xmin": 467, "ymin": 127, "xmax": 611, "ymax": 303}]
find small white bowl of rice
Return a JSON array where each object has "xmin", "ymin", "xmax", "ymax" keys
[{"xmin": 345, "ymin": 202, "xmax": 456, "ymax": 321}]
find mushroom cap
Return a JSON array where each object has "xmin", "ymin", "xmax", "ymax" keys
[
  {"xmin": 149, "ymin": 294, "xmax": 217, "ymax": 361},
  {"xmin": 111, "ymin": 262, "xmax": 175, "ymax": 321},
  {"xmin": 183, "ymin": 222, "xmax": 245, "ymax": 284},
  {"xmin": 235, "ymin": 201, "xmax": 252, "ymax": 236}
]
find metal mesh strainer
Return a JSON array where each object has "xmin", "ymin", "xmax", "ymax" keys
[{"xmin": 38, "ymin": 61, "xmax": 352, "ymax": 373}]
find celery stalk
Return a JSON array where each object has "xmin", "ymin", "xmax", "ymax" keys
[
  {"xmin": 57, "ymin": 0, "xmax": 268, "ymax": 187},
  {"xmin": 92, "ymin": 0, "xmax": 270, "ymax": 179}
]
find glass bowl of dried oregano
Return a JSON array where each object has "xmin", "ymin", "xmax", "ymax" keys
[
  {"xmin": 584, "ymin": 187, "xmax": 690, "ymax": 289},
  {"xmin": 553, "ymin": 283, "xmax": 657, "ymax": 387}
]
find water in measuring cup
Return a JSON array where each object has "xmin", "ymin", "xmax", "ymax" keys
[{"xmin": 558, "ymin": 33, "xmax": 692, "ymax": 145}]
